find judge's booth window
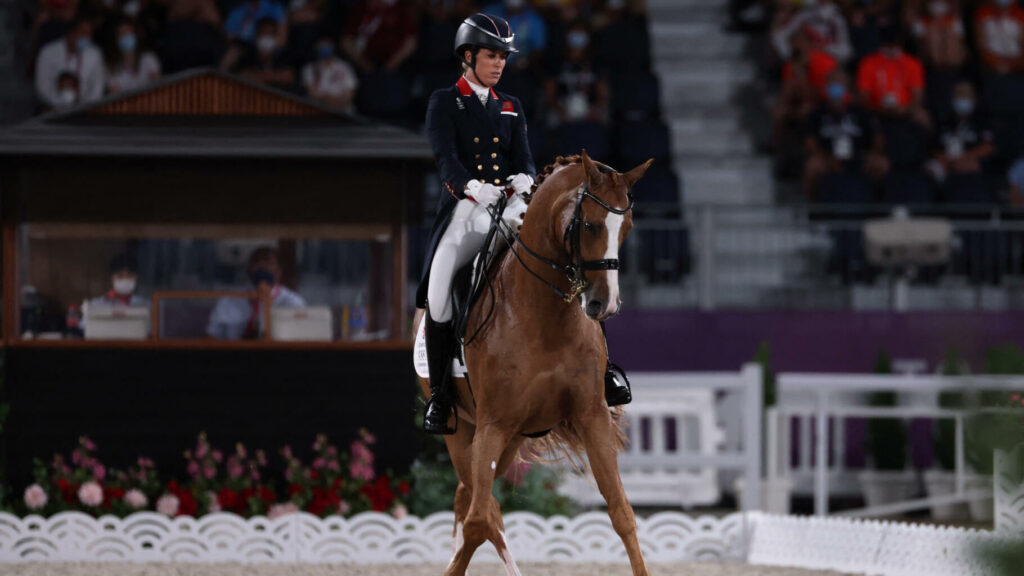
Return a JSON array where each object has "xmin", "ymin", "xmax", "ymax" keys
[{"xmin": 19, "ymin": 232, "xmax": 395, "ymax": 343}]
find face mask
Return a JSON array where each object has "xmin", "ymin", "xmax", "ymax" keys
[
  {"xmin": 257, "ymin": 35, "xmax": 277, "ymax": 54},
  {"xmin": 567, "ymin": 31, "xmax": 589, "ymax": 50},
  {"xmin": 826, "ymin": 82, "xmax": 846, "ymax": 103},
  {"xmin": 118, "ymin": 34, "xmax": 137, "ymax": 54},
  {"xmin": 123, "ymin": 0, "xmax": 141, "ymax": 17},
  {"xmin": 953, "ymin": 97, "xmax": 975, "ymax": 116},
  {"xmin": 75, "ymin": 36, "xmax": 92, "ymax": 52},
  {"xmin": 250, "ymin": 269, "xmax": 276, "ymax": 287},
  {"xmin": 928, "ymin": 1, "xmax": 949, "ymax": 16},
  {"xmin": 58, "ymin": 89, "xmax": 77, "ymax": 105},
  {"xmin": 317, "ymin": 44, "xmax": 334, "ymax": 60},
  {"xmin": 113, "ymin": 278, "xmax": 137, "ymax": 296}
]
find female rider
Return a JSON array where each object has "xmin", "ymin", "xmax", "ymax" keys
[{"xmin": 418, "ymin": 13, "xmax": 630, "ymax": 435}]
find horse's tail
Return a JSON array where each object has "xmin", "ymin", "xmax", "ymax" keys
[{"xmin": 520, "ymin": 406, "xmax": 627, "ymax": 475}]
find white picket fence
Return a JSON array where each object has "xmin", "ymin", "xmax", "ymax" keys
[{"xmin": 557, "ymin": 365, "xmax": 763, "ymax": 510}]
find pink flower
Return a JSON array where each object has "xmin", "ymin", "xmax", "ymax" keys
[
  {"xmin": 156, "ymin": 494, "xmax": 180, "ymax": 517},
  {"xmin": 313, "ymin": 434, "xmax": 327, "ymax": 451},
  {"xmin": 71, "ymin": 450, "xmax": 83, "ymax": 465},
  {"xmin": 92, "ymin": 464, "xmax": 106, "ymax": 481},
  {"xmin": 125, "ymin": 489, "xmax": 147, "ymax": 509},
  {"xmin": 1012, "ymin": 393, "xmax": 1021, "ymax": 404},
  {"xmin": 391, "ymin": 504, "xmax": 408, "ymax": 520},
  {"xmin": 204, "ymin": 465, "xmax": 217, "ymax": 480},
  {"xmin": 256, "ymin": 450, "xmax": 267, "ymax": 467},
  {"xmin": 227, "ymin": 461, "xmax": 243, "ymax": 479},
  {"xmin": 326, "ymin": 446, "xmax": 338, "ymax": 456},
  {"xmin": 503, "ymin": 461, "xmax": 531, "ymax": 487},
  {"xmin": 327, "ymin": 460, "xmax": 340, "ymax": 471},
  {"xmin": 359, "ymin": 429, "xmax": 376, "ymax": 444},
  {"xmin": 77, "ymin": 481, "xmax": 103, "ymax": 507},
  {"xmin": 235, "ymin": 443, "xmax": 247, "ymax": 458},
  {"xmin": 212, "ymin": 450, "xmax": 223, "ymax": 463},
  {"xmin": 81, "ymin": 437, "xmax": 97, "ymax": 451},
  {"xmin": 268, "ymin": 502, "xmax": 299, "ymax": 520},
  {"xmin": 313, "ymin": 458, "xmax": 326, "ymax": 470},
  {"xmin": 250, "ymin": 469, "xmax": 261, "ymax": 482},
  {"xmin": 24, "ymin": 484, "xmax": 48, "ymax": 510},
  {"xmin": 138, "ymin": 457, "xmax": 154, "ymax": 468},
  {"xmin": 187, "ymin": 461, "xmax": 200, "ymax": 477},
  {"xmin": 281, "ymin": 445, "xmax": 293, "ymax": 459},
  {"xmin": 206, "ymin": 491, "xmax": 221, "ymax": 513},
  {"xmin": 351, "ymin": 441, "xmax": 373, "ymax": 464},
  {"xmin": 350, "ymin": 462, "xmax": 375, "ymax": 482},
  {"xmin": 196, "ymin": 444, "xmax": 208, "ymax": 459},
  {"xmin": 337, "ymin": 500, "xmax": 351, "ymax": 516}
]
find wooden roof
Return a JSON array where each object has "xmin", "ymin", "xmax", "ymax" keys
[{"xmin": 0, "ymin": 69, "xmax": 433, "ymax": 161}]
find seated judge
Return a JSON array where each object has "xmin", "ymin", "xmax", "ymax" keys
[
  {"xmin": 206, "ymin": 246, "xmax": 305, "ymax": 340},
  {"xmin": 89, "ymin": 253, "xmax": 149, "ymax": 309}
]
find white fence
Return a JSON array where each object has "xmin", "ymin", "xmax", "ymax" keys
[
  {"xmin": 558, "ymin": 364, "xmax": 762, "ymax": 510},
  {"xmin": 769, "ymin": 373, "xmax": 1024, "ymax": 517}
]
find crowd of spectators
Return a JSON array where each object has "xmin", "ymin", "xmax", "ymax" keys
[
  {"xmin": 754, "ymin": 0, "xmax": 1024, "ymax": 209},
  {"xmin": 24, "ymin": 0, "xmax": 667, "ymax": 169}
]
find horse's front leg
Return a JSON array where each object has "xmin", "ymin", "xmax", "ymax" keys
[
  {"xmin": 487, "ymin": 438, "xmax": 526, "ymax": 576},
  {"xmin": 578, "ymin": 407, "xmax": 649, "ymax": 576},
  {"xmin": 445, "ymin": 422, "xmax": 510, "ymax": 576}
]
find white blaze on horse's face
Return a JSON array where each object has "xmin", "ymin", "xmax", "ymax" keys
[{"xmin": 603, "ymin": 210, "xmax": 624, "ymax": 317}]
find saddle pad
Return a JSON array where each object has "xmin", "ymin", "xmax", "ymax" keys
[{"xmin": 413, "ymin": 317, "xmax": 469, "ymax": 380}]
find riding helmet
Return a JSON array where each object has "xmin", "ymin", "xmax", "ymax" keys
[{"xmin": 453, "ymin": 13, "xmax": 518, "ymax": 60}]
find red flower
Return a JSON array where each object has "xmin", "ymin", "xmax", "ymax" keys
[
  {"xmin": 101, "ymin": 486, "xmax": 125, "ymax": 510},
  {"xmin": 168, "ymin": 480, "xmax": 198, "ymax": 517},
  {"xmin": 359, "ymin": 476, "xmax": 395, "ymax": 512},
  {"xmin": 56, "ymin": 478, "xmax": 75, "ymax": 505},
  {"xmin": 398, "ymin": 481, "xmax": 410, "ymax": 496},
  {"xmin": 257, "ymin": 486, "xmax": 275, "ymax": 505},
  {"xmin": 288, "ymin": 483, "xmax": 303, "ymax": 496},
  {"xmin": 219, "ymin": 487, "xmax": 243, "ymax": 514}
]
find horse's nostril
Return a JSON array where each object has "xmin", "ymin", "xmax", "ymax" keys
[{"xmin": 586, "ymin": 300, "xmax": 604, "ymax": 316}]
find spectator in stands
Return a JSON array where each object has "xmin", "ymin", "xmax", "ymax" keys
[
  {"xmin": 928, "ymin": 81, "xmax": 996, "ymax": 202},
  {"xmin": 157, "ymin": 0, "xmax": 223, "ymax": 74},
  {"xmin": 287, "ymin": 0, "xmax": 329, "ymax": 66},
  {"xmin": 772, "ymin": 27, "xmax": 837, "ymax": 170},
  {"xmin": 773, "ymin": 0, "xmax": 853, "ymax": 65},
  {"xmin": 545, "ymin": 23, "xmax": 609, "ymax": 126},
  {"xmin": 207, "ymin": 247, "xmax": 305, "ymax": 341},
  {"xmin": 302, "ymin": 34, "xmax": 358, "ymax": 111},
  {"xmin": 974, "ymin": 0, "xmax": 1024, "ymax": 75},
  {"xmin": 482, "ymin": 0, "xmax": 547, "ymax": 69},
  {"xmin": 105, "ymin": 18, "xmax": 161, "ymax": 94},
  {"xmin": 1007, "ymin": 151, "xmax": 1024, "ymax": 204},
  {"xmin": 225, "ymin": 0, "xmax": 287, "ymax": 45},
  {"xmin": 341, "ymin": 0, "xmax": 418, "ymax": 73},
  {"xmin": 236, "ymin": 17, "xmax": 297, "ymax": 93},
  {"xmin": 52, "ymin": 71, "xmax": 81, "ymax": 110},
  {"xmin": 856, "ymin": 25, "xmax": 930, "ymax": 128},
  {"xmin": 35, "ymin": 15, "xmax": 106, "ymax": 110},
  {"xmin": 911, "ymin": 0, "xmax": 967, "ymax": 120},
  {"xmin": 88, "ymin": 253, "xmax": 149, "ymax": 309},
  {"xmin": 804, "ymin": 69, "xmax": 885, "ymax": 199},
  {"xmin": 30, "ymin": 0, "xmax": 80, "ymax": 68},
  {"xmin": 840, "ymin": 0, "xmax": 898, "ymax": 64}
]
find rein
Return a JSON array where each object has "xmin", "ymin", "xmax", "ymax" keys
[{"xmin": 491, "ymin": 166, "xmax": 634, "ymax": 304}]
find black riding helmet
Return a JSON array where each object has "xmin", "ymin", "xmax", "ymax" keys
[{"xmin": 454, "ymin": 13, "xmax": 518, "ymax": 62}]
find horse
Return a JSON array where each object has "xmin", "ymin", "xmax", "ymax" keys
[{"xmin": 415, "ymin": 150, "xmax": 653, "ymax": 576}]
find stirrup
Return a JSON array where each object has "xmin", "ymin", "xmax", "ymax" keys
[
  {"xmin": 423, "ymin": 396, "xmax": 458, "ymax": 435},
  {"xmin": 605, "ymin": 361, "xmax": 632, "ymax": 407}
]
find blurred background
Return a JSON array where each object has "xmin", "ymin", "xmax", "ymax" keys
[{"xmin": 0, "ymin": 0, "xmax": 1021, "ymax": 540}]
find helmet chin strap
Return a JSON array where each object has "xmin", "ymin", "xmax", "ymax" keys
[{"xmin": 466, "ymin": 52, "xmax": 487, "ymax": 88}]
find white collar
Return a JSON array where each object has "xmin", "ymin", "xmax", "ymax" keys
[{"xmin": 464, "ymin": 75, "xmax": 491, "ymax": 101}]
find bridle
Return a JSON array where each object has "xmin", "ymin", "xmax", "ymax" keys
[{"xmin": 492, "ymin": 167, "xmax": 634, "ymax": 304}]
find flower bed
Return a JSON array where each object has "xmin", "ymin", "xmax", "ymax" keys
[{"xmin": 14, "ymin": 430, "xmax": 411, "ymax": 520}]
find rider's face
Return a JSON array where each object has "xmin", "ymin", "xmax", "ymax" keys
[{"xmin": 467, "ymin": 49, "xmax": 507, "ymax": 87}]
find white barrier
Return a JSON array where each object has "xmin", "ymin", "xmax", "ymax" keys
[
  {"xmin": 0, "ymin": 511, "xmax": 748, "ymax": 564},
  {"xmin": 770, "ymin": 373, "xmax": 1024, "ymax": 517},
  {"xmin": 558, "ymin": 364, "xmax": 763, "ymax": 510}
]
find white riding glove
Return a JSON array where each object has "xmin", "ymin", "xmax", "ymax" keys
[
  {"xmin": 507, "ymin": 173, "xmax": 534, "ymax": 198},
  {"xmin": 502, "ymin": 192, "xmax": 528, "ymax": 232},
  {"xmin": 464, "ymin": 180, "xmax": 503, "ymax": 207}
]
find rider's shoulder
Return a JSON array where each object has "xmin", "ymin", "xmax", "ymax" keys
[{"xmin": 427, "ymin": 84, "xmax": 461, "ymax": 108}]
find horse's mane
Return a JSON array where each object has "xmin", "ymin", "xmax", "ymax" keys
[{"xmin": 528, "ymin": 154, "xmax": 616, "ymax": 204}]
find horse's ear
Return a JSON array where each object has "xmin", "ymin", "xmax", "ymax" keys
[
  {"xmin": 581, "ymin": 149, "xmax": 604, "ymax": 187},
  {"xmin": 623, "ymin": 159, "xmax": 654, "ymax": 189}
]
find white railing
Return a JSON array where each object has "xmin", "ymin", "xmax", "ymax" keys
[
  {"xmin": 559, "ymin": 364, "xmax": 763, "ymax": 510},
  {"xmin": 768, "ymin": 373, "xmax": 1024, "ymax": 517}
]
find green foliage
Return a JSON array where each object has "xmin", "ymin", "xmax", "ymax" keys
[
  {"xmin": 867, "ymin": 351, "xmax": 907, "ymax": 471},
  {"xmin": 754, "ymin": 342, "xmax": 776, "ymax": 408},
  {"xmin": 935, "ymin": 348, "xmax": 966, "ymax": 471},
  {"xmin": 976, "ymin": 537, "xmax": 1024, "ymax": 576},
  {"xmin": 965, "ymin": 343, "xmax": 1024, "ymax": 475}
]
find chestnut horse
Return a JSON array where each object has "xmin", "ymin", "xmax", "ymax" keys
[{"xmin": 415, "ymin": 151, "xmax": 653, "ymax": 576}]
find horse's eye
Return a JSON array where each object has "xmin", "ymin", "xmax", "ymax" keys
[{"xmin": 583, "ymin": 221, "xmax": 600, "ymax": 234}]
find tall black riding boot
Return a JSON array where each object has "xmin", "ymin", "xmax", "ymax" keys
[
  {"xmin": 601, "ymin": 322, "xmax": 632, "ymax": 407},
  {"xmin": 423, "ymin": 315, "xmax": 458, "ymax": 434}
]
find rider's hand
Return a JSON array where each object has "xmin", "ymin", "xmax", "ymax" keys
[
  {"xmin": 507, "ymin": 173, "xmax": 534, "ymax": 198},
  {"xmin": 465, "ymin": 180, "xmax": 503, "ymax": 207}
]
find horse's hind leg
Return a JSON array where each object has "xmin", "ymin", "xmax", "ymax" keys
[
  {"xmin": 445, "ymin": 423, "xmax": 510, "ymax": 576},
  {"xmin": 444, "ymin": 420, "xmax": 475, "ymax": 559},
  {"xmin": 487, "ymin": 438, "xmax": 526, "ymax": 576},
  {"xmin": 578, "ymin": 408, "xmax": 650, "ymax": 576}
]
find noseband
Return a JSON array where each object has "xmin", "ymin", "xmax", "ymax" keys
[{"xmin": 497, "ymin": 167, "xmax": 634, "ymax": 304}]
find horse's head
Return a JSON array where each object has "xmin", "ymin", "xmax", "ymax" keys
[{"xmin": 562, "ymin": 151, "xmax": 652, "ymax": 321}]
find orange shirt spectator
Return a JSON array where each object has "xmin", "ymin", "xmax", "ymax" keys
[
  {"xmin": 974, "ymin": 0, "xmax": 1024, "ymax": 73},
  {"xmin": 783, "ymin": 49, "xmax": 838, "ymax": 98},
  {"xmin": 856, "ymin": 49, "xmax": 925, "ymax": 110}
]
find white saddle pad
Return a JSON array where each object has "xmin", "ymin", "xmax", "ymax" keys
[{"xmin": 413, "ymin": 317, "xmax": 469, "ymax": 379}]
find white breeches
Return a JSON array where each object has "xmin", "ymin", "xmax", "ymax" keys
[{"xmin": 427, "ymin": 199, "xmax": 496, "ymax": 323}]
